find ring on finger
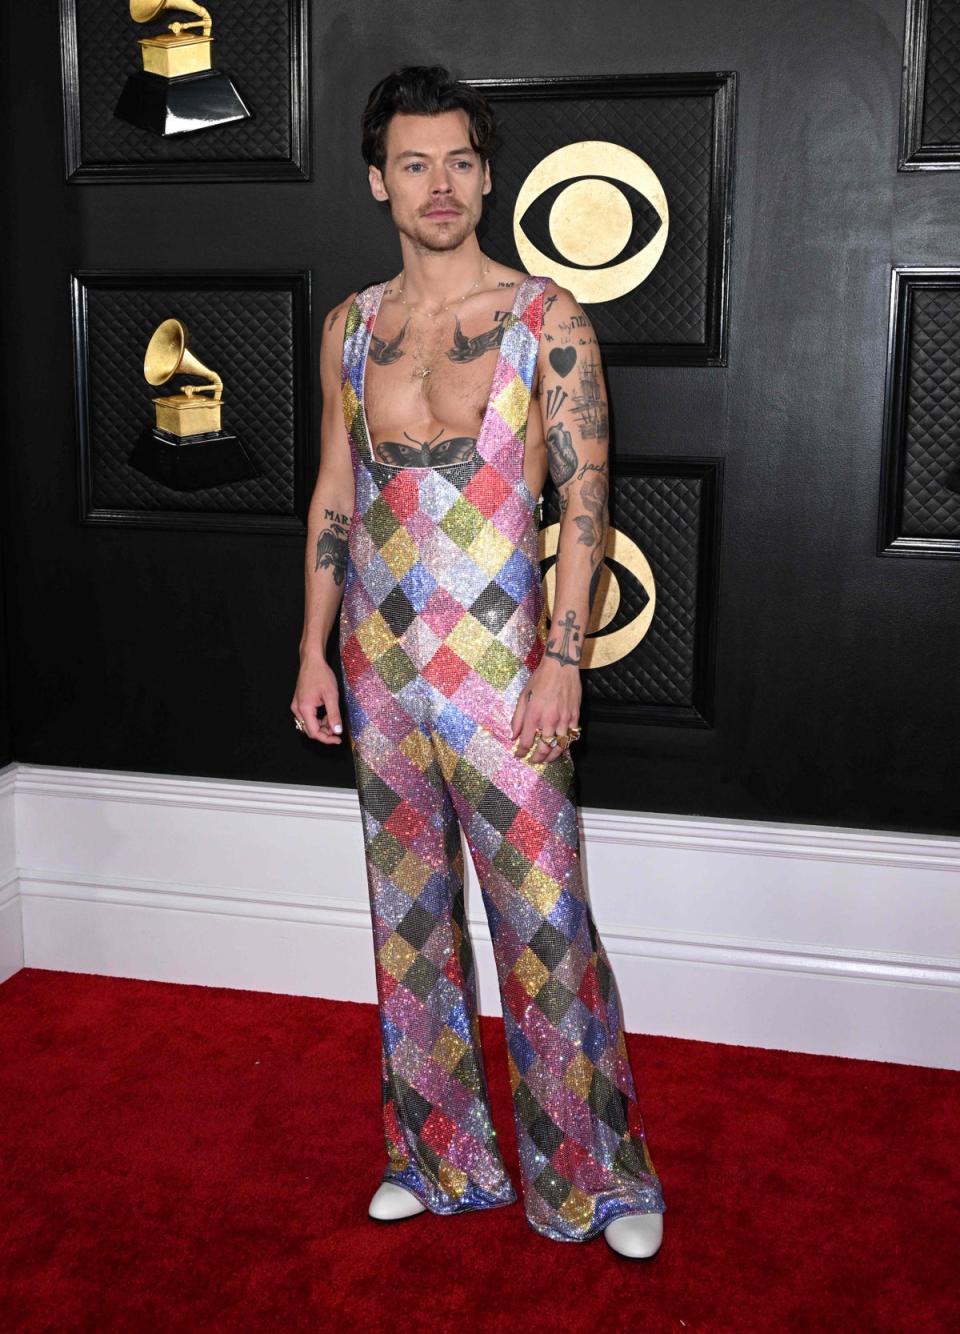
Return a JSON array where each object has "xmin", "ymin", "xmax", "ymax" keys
[{"xmin": 294, "ymin": 718, "xmax": 305, "ymax": 733}]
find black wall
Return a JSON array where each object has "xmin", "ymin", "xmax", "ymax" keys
[{"xmin": 1, "ymin": 1, "xmax": 957, "ymax": 834}]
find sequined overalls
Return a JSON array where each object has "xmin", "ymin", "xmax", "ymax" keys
[{"xmin": 338, "ymin": 274, "xmax": 666, "ymax": 1242}]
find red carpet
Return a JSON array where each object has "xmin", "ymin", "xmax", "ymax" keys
[{"xmin": 0, "ymin": 967, "xmax": 957, "ymax": 1331}]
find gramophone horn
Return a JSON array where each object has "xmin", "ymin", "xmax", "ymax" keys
[
  {"xmin": 144, "ymin": 317, "xmax": 221, "ymax": 392},
  {"xmin": 129, "ymin": 0, "xmax": 211, "ymax": 24}
]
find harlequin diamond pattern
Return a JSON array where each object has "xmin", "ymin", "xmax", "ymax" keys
[{"xmin": 336, "ymin": 277, "xmax": 666, "ymax": 1242}]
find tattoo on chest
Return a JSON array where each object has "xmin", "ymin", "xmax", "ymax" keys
[
  {"xmin": 447, "ymin": 312, "xmax": 513, "ymax": 362},
  {"xmin": 374, "ymin": 429, "xmax": 478, "ymax": 468},
  {"xmin": 369, "ymin": 321, "xmax": 409, "ymax": 365}
]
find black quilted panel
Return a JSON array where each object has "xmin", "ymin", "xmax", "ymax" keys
[
  {"xmin": 900, "ymin": 284, "xmax": 960, "ymax": 537},
  {"xmin": 921, "ymin": 0, "xmax": 960, "ymax": 145},
  {"xmin": 540, "ymin": 467, "xmax": 705, "ymax": 709},
  {"xmin": 477, "ymin": 85, "xmax": 715, "ymax": 348},
  {"xmin": 69, "ymin": 0, "xmax": 295, "ymax": 162},
  {"xmin": 79, "ymin": 278, "xmax": 301, "ymax": 518}
]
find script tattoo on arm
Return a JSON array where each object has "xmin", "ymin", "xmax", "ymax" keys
[
  {"xmin": 369, "ymin": 321, "xmax": 408, "ymax": 365},
  {"xmin": 315, "ymin": 508, "xmax": 350, "ymax": 585},
  {"xmin": 447, "ymin": 311, "xmax": 513, "ymax": 362}
]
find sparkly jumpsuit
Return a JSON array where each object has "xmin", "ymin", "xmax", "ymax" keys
[{"xmin": 338, "ymin": 274, "xmax": 666, "ymax": 1242}]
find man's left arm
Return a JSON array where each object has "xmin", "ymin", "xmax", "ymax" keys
[{"xmin": 510, "ymin": 281, "xmax": 609, "ymax": 763}]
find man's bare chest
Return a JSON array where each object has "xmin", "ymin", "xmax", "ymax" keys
[{"xmin": 364, "ymin": 305, "xmax": 516, "ymax": 436}]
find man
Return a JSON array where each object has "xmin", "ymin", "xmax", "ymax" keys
[{"xmin": 291, "ymin": 65, "xmax": 666, "ymax": 1258}]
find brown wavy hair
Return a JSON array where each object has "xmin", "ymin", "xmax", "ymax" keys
[{"xmin": 361, "ymin": 65, "xmax": 498, "ymax": 173}]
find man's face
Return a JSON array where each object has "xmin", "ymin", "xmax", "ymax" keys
[{"xmin": 368, "ymin": 108, "xmax": 492, "ymax": 252}]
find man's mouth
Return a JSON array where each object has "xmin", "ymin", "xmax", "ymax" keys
[{"xmin": 424, "ymin": 206, "xmax": 461, "ymax": 218}]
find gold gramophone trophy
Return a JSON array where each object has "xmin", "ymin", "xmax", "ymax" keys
[
  {"xmin": 129, "ymin": 317, "xmax": 258, "ymax": 491},
  {"xmin": 114, "ymin": 1, "xmax": 251, "ymax": 137}
]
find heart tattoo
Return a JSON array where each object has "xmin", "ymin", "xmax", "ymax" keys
[{"xmin": 549, "ymin": 346, "xmax": 577, "ymax": 377}]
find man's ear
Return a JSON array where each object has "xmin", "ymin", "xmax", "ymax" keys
[
  {"xmin": 481, "ymin": 160, "xmax": 492, "ymax": 197},
  {"xmin": 369, "ymin": 164, "xmax": 389, "ymax": 202}
]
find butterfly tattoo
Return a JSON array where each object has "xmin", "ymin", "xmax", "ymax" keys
[{"xmin": 375, "ymin": 430, "xmax": 478, "ymax": 468}]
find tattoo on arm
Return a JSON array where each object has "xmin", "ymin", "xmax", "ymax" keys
[
  {"xmin": 546, "ymin": 421, "xmax": 578, "ymax": 487},
  {"xmin": 549, "ymin": 346, "xmax": 577, "ymax": 377},
  {"xmin": 545, "ymin": 608, "xmax": 583, "ymax": 666},
  {"xmin": 573, "ymin": 473, "xmax": 609, "ymax": 568},
  {"xmin": 315, "ymin": 508, "xmax": 350, "ymax": 585},
  {"xmin": 369, "ymin": 321, "xmax": 408, "ymax": 365},
  {"xmin": 570, "ymin": 360, "xmax": 609, "ymax": 440},
  {"xmin": 545, "ymin": 386, "xmax": 568, "ymax": 419}
]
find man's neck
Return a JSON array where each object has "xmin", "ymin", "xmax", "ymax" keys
[{"xmin": 395, "ymin": 235, "xmax": 488, "ymax": 306}]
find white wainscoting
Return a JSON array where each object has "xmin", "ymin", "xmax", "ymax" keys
[{"xmin": 2, "ymin": 761, "xmax": 958, "ymax": 1069}]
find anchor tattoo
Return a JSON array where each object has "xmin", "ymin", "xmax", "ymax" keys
[{"xmin": 545, "ymin": 608, "xmax": 583, "ymax": 666}]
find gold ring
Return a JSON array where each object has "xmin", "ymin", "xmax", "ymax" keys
[
  {"xmin": 543, "ymin": 734, "xmax": 559, "ymax": 747},
  {"xmin": 566, "ymin": 725, "xmax": 582, "ymax": 740}
]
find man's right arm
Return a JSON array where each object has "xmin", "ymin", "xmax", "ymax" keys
[{"xmin": 290, "ymin": 294, "xmax": 357, "ymax": 744}]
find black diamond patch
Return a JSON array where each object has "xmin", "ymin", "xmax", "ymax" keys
[
  {"xmin": 527, "ymin": 1110, "xmax": 564, "ymax": 1158},
  {"xmin": 379, "ymin": 585, "xmax": 417, "ymax": 636},
  {"xmin": 528, "ymin": 921, "xmax": 571, "ymax": 970},
  {"xmin": 513, "ymin": 1080, "xmax": 540, "ymax": 1129},
  {"xmin": 396, "ymin": 902, "xmax": 437, "ymax": 951},
  {"xmin": 533, "ymin": 1162, "xmax": 573, "ymax": 1209},
  {"xmin": 478, "ymin": 785, "xmax": 519, "ymax": 835},
  {"xmin": 357, "ymin": 772, "xmax": 402, "ymax": 823},
  {"xmin": 403, "ymin": 955, "xmax": 440, "ymax": 1001},
  {"xmin": 469, "ymin": 583, "xmax": 519, "ymax": 634},
  {"xmin": 394, "ymin": 1079, "xmax": 432, "ymax": 1133},
  {"xmin": 534, "ymin": 976, "xmax": 576, "ymax": 1025}
]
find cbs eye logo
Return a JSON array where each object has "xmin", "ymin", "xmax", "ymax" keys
[
  {"xmin": 513, "ymin": 141, "xmax": 669, "ymax": 304},
  {"xmin": 539, "ymin": 524, "xmax": 656, "ymax": 668}
]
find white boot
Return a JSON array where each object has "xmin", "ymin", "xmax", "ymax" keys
[
  {"xmin": 603, "ymin": 1211, "xmax": 664, "ymax": 1259},
  {"xmin": 368, "ymin": 1181, "xmax": 428, "ymax": 1220}
]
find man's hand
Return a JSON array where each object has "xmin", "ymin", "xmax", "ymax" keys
[
  {"xmin": 291, "ymin": 652, "xmax": 344, "ymax": 744},
  {"xmin": 510, "ymin": 656, "xmax": 581, "ymax": 764}
]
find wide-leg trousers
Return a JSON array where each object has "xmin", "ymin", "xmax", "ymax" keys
[{"xmin": 348, "ymin": 686, "xmax": 667, "ymax": 1243}]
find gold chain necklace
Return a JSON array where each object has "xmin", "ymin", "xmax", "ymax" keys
[
  {"xmin": 398, "ymin": 261, "xmax": 489, "ymax": 320},
  {"xmin": 399, "ymin": 261, "xmax": 488, "ymax": 381}
]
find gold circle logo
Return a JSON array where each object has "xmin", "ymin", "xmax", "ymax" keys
[
  {"xmin": 513, "ymin": 141, "xmax": 669, "ymax": 304},
  {"xmin": 539, "ymin": 523, "xmax": 656, "ymax": 667}
]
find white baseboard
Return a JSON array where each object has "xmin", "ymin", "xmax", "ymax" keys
[{"xmin": 2, "ymin": 761, "xmax": 959, "ymax": 1069}]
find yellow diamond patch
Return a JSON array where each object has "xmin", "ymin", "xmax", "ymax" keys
[
  {"xmin": 379, "ymin": 932, "xmax": 418, "ymax": 980},
  {"xmin": 467, "ymin": 524, "xmax": 514, "ymax": 577},
  {"xmin": 380, "ymin": 525, "xmax": 418, "ymax": 579},
  {"xmin": 493, "ymin": 373, "xmax": 530, "ymax": 434},
  {"xmin": 519, "ymin": 865, "xmax": 563, "ymax": 915},
  {"xmin": 514, "ymin": 946, "xmax": 550, "ymax": 997},
  {"xmin": 354, "ymin": 610, "xmax": 396, "ymax": 661}
]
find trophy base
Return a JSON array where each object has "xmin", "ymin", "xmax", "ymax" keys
[
  {"xmin": 130, "ymin": 426, "xmax": 259, "ymax": 492},
  {"xmin": 114, "ymin": 69, "xmax": 251, "ymax": 137}
]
